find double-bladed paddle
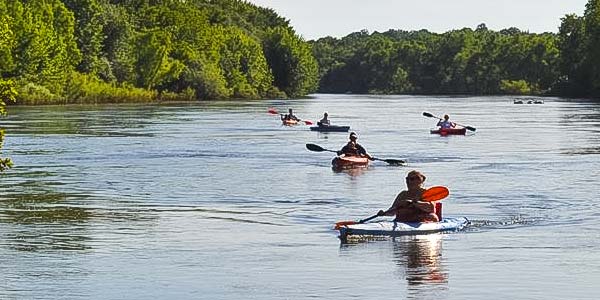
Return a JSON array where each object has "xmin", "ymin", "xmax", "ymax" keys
[
  {"xmin": 334, "ymin": 186, "xmax": 450, "ymax": 229},
  {"xmin": 305, "ymin": 143, "xmax": 405, "ymax": 165},
  {"xmin": 422, "ymin": 112, "xmax": 476, "ymax": 132},
  {"xmin": 268, "ymin": 108, "xmax": 314, "ymax": 125}
]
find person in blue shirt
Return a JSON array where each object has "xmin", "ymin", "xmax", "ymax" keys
[
  {"xmin": 317, "ymin": 112, "xmax": 330, "ymax": 126},
  {"xmin": 436, "ymin": 114, "xmax": 455, "ymax": 129}
]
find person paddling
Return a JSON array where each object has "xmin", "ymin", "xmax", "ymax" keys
[
  {"xmin": 317, "ymin": 112, "xmax": 330, "ymax": 126},
  {"xmin": 377, "ymin": 170, "xmax": 439, "ymax": 223},
  {"xmin": 436, "ymin": 114, "xmax": 456, "ymax": 129},
  {"xmin": 281, "ymin": 108, "xmax": 300, "ymax": 122},
  {"xmin": 337, "ymin": 132, "xmax": 372, "ymax": 159}
]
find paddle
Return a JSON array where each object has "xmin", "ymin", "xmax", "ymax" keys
[
  {"xmin": 370, "ymin": 157, "xmax": 405, "ymax": 166},
  {"xmin": 305, "ymin": 143, "xmax": 406, "ymax": 165},
  {"xmin": 422, "ymin": 112, "xmax": 476, "ymax": 132},
  {"xmin": 334, "ymin": 186, "xmax": 450, "ymax": 229},
  {"xmin": 268, "ymin": 108, "xmax": 314, "ymax": 125}
]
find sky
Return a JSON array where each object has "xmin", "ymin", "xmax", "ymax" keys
[{"xmin": 246, "ymin": 0, "xmax": 589, "ymax": 40}]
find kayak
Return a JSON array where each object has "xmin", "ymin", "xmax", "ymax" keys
[
  {"xmin": 282, "ymin": 119, "xmax": 299, "ymax": 126},
  {"xmin": 331, "ymin": 155, "xmax": 370, "ymax": 168},
  {"xmin": 338, "ymin": 217, "xmax": 470, "ymax": 241},
  {"xmin": 310, "ymin": 125, "xmax": 350, "ymax": 132},
  {"xmin": 430, "ymin": 128, "xmax": 467, "ymax": 135}
]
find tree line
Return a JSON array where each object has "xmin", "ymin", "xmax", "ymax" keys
[
  {"xmin": 311, "ymin": 25, "xmax": 560, "ymax": 95},
  {"xmin": 1, "ymin": 0, "xmax": 600, "ymax": 107},
  {"xmin": 0, "ymin": 0, "xmax": 319, "ymax": 104},
  {"xmin": 312, "ymin": 0, "xmax": 600, "ymax": 98}
]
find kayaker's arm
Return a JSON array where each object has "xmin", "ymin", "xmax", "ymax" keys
[
  {"xmin": 378, "ymin": 192, "xmax": 410, "ymax": 216},
  {"xmin": 413, "ymin": 200, "xmax": 435, "ymax": 213},
  {"xmin": 356, "ymin": 144, "xmax": 373, "ymax": 160},
  {"xmin": 337, "ymin": 144, "xmax": 350, "ymax": 156}
]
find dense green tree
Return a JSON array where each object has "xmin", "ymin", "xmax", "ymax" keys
[
  {"xmin": 556, "ymin": 14, "xmax": 587, "ymax": 95},
  {"xmin": 5, "ymin": 0, "xmax": 81, "ymax": 94},
  {"xmin": 263, "ymin": 26, "xmax": 319, "ymax": 97},
  {"xmin": 0, "ymin": 4, "xmax": 16, "ymax": 74},
  {"xmin": 0, "ymin": 79, "xmax": 16, "ymax": 171},
  {"xmin": 583, "ymin": 0, "xmax": 600, "ymax": 96},
  {"xmin": 62, "ymin": 0, "xmax": 104, "ymax": 75},
  {"xmin": 554, "ymin": 0, "xmax": 600, "ymax": 97}
]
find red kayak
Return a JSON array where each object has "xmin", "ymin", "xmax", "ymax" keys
[
  {"xmin": 282, "ymin": 119, "xmax": 299, "ymax": 126},
  {"xmin": 430, "ymin": 128, "xmax": 467, "ymax": 136},
  {"xmin": 331, "ymin": 155, "xmax": 370, "ymax": 168}
]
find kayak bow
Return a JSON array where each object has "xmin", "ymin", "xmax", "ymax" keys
[{"xmin": 331, "ymin": 155, "xmax": 370, "ymax": 168}]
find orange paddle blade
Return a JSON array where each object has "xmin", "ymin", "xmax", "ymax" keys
[
  {"xmin": 267, "ymin": 108, "xmax": 279, "ymax": 114},
  {"xmin": 334, "ymin": 220, "xmax": 358, "ymax": 229},
  {"xmin": 422, "ymin": 186, "xmax": 449, "ymax": 202},
  {"xmin": 304, "ymin": 120, "xmax": 314, "ymax": 125}
]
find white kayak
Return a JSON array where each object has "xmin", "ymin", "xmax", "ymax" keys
[{"xmin": 338, "ymin": 217, "xmax": 469, "ymax": 241}]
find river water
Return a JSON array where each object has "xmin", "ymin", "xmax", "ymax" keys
[{"xmin": 1, "ymin": 94, "xmax": 599, "ymax": 299}]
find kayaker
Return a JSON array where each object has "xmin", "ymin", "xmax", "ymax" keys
[
  {"xmin": 317, "ymin": 112, "xmax": 330, "ymax": 126},
  {"xmin": 281, "ymin": 108, "xmax": 300, "ymax": 121},
  {"xmin": 436, "ymin": 115, "xmax": 456, "ymax": 129},
  {"xmin": 337, "ymin": 132, "xmax": 372, "ymax": 159},
  {"xmin": 377, "ymin": 170, "xmax": 439, "ymax": 222}
]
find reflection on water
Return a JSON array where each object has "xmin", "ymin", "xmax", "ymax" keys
[
  {"xmin": 339, "ymin": 234, "xmax": 447, "ymax": 300},
  {"xmin": 332, "ymin": 165, "xmax": 369, "ymax": 177},
  {"xmin": 393, "ymin": 235, "xmax": 447, "ymax": 299},
  {"xmin": 560, "ymin": 102, "xmax": 600, "ymax": 155}
]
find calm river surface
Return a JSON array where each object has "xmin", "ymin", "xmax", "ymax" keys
[{"xmin": 1, "ymin": 94, "xmax": 599, "ymax": 299}]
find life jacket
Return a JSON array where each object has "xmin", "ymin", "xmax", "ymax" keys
[
  {"xmin": 438, "ymin": 120, "xmax": 453, "ymax": 129},
  {"xmin": 344, "ymin": 142, "xmax": 361, "ymax": 156}
]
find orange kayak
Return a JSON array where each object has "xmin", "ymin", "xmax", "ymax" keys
[
  {"xmin": 430, "ymin": 128, "xmax": 467, "ymax": 135},
  {"xmin": 282, "ymin": 119, "xmax": 299, "ymax": 126},
  {"xmin": 331, "ymin": 155, "xmax": 370, "ymax": 168}
]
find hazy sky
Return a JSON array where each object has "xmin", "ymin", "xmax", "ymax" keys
[{"xmin": 246, "ymin": 0, "xmax": 588, "ymax": 40}]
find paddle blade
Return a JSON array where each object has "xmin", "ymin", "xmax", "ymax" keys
[
  {"xmin": 465, "ymin": 126, "xmax": 476, "ymax": 132},
  {"xmin": 422, "ymin": 186, "xmax": 449, "ymax": 202},
  {"xmin": 383, "ymin": 159, "xmax": 406, "ymax": 166},
  {"xmin": 267, "ymin": 108, "xmax": 279, "ymax": 115},
  {"xmin": 334, "ymin": 220, "xmax": 358, "ymax": 229},
  {"xmin": 422, "ymin": 112, "xmax": 436, "ymax": 118},
  {"xmin": 306, "ymin": 143, "xmax": 326, "ymax": 152},
  {"xmin": 303, "ymin": 120, "xmax": 314, "ymax": 125}
]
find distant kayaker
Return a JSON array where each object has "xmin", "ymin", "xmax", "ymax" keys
[
  {"xmin": 281, "ymin": 108, "xmax": 300, "ymax": 121},
  {"xmin": 337, "ymin": 132, "xmax": 372, "ymax": 159},
  {"xmin": 317, "ymin": 112, "xmax": 330, "ymax": 126},
  {"xmin": 377, "ymin": 170, "xmax": 439, "ymax": 223},
  {"xmin": 437, "ymin": 115, "xmax": 456, "ymax": 129}
]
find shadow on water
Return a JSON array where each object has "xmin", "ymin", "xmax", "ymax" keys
[
  {"xmin": 0, "ymin": 189, "xmax": 159, "ymax": 252},
  {"xmin": 5, "ymin": 105, "xmax": 178, "ymax": 136},
  {"xmin": 0, "ymin": 192, "xmax": 93, "ymax": 251}
]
